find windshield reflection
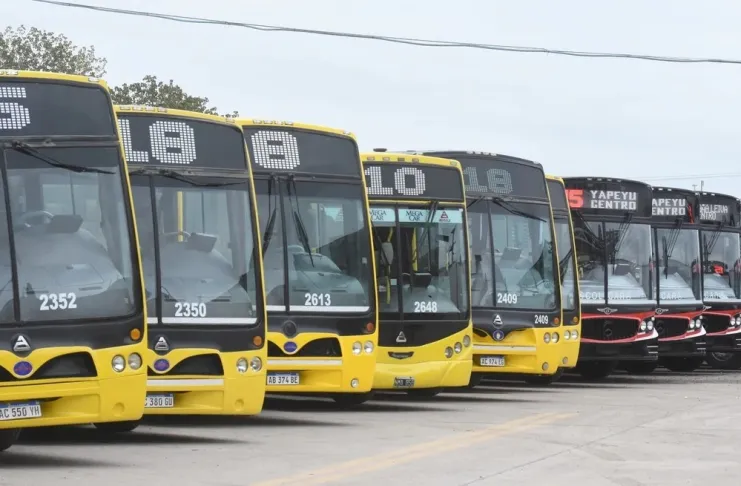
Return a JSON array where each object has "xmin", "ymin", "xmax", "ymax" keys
[
  {"xmin": 701, "ymin": 230, "xmax": 741, "ymax": 302},
  {"xmin": 656, "ymin": 228, "xmax": 702, "ymax": 305}
]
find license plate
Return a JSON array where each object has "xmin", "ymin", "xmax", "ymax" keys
[
  {"xmin": 145, "ymin": 394, "xmax": 174, "ymax": 408},
  {"xmin": 267, "ymin": 373, "xmax": 300, "ymax": 385},
  {"xmin": 480, "ymin": 356, "xmax": 506, "ymax": 367},
  {"xmin": 0, "ymin": 401, "xmax": 42, "ymax": 421},
  {"xmin": 393, "ymin": 377, "xmax": 415, "ymax": 388}
]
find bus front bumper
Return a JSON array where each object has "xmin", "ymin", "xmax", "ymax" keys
[
  {"xmin": 373, "ymin": 355, "xmax": 472, "ymax": 390},
  {"xmin": 579, "ymin": 335, "xmax": 659, "ymax": 362},
  {"xmin": 472, "ymin": 342, "xmax": 562, "ymax": 376},
  {"xmin": 658, "ymin": 329, "xmax": 707, "ymax": 358},
  {"xmin": 265, "ymin": 357, "xmax": 375, "ymax": 394},
  {"xmin": 144, "ymin": 374, "xmax": 265, "ymax": 415}
]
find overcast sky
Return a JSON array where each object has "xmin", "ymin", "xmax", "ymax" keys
[{"xmin": 4, "ymin": 0, "xmax": 741, "ymax": 195}]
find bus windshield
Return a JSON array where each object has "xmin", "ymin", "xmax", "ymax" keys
[
  {"xmin": 468, "ymin": 200, "xmax": 557, "ymax": 310},
  {"xmin": 131, "ymin": 176, "xmax": 259, "ymax": 325},
  {"xmin": 574, "ymin": 220, "xmax": 654, "ymax": 306},
  {"xmin": 371, "ymin": 206, "xmax": 468, "ymax": 318},
  {"xmin": 0, "ymin": 146, "xmax": 137, "ymax": 323},
  {"xmin": 554, "ymin": 219, "xmax": 576, "ymax": 312},
  {"xmin": 656, "ymin": 227, "xmax": 702, "ymax": 305},
  {"xmin": 256, "ymin": 180, "xmax": 372, "ymax": 313},
  {"xmin": 701, "ymin": 229, "xmax": 741, "ymax": 302}
]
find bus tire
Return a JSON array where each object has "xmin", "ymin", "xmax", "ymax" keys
[
  {"xmin": 93, "ymin": 420, "xmax": 140, "ymax": 434},
  {"xmin": 331, "ymin": 392, "xmax": 374, "ymax": 408},
  {"xmin": 662, "ymin": 357, "xmax": 704, "ymax": 372},
  {"xmin": 407, "ymin": 388, "xmax": 442, "ymax": 398},
  {"xmin": 706, "ymin": 352, "xmax": 741, "ymax": 370},
  {"xmin": 577, "ymin": 361, "xmax": 616, "ymax": 380},
  {"xmin": 622, "ymin": 361, "xmax": 658, "ymax": 375},
  {"xmin": 525, "ymin": 368, "xmax": 564, "ymax": 386},
  {"xmin": 0, "ymin": 429, "xmax": 20, "ymax": 452}
]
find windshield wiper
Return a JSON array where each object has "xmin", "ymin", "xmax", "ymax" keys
[
  {"xmin": 130, "ymin": 168, "xmax": 244, "ymax": 188},
  {"xmin": 262, "ymin": 175, "xmax": 279, "ymax": 252},
  {"xmin": 466, "ymin": 195, "xmax": 485, "ymax": 209},
  {"xmin": 609, "ymin": 213, "xmax": 634, "ymax": 265},
  {"xmin": 10, "ymin": 140, "xmax": 114, "ymax": 175},
  {"xmin": 411, "ymin": 200, "xmax": 439, "ymax": 266},
  {"xmin": 287, "ymin": 176, "xmax": 314, "ymax": 267},
  {"xmin": 491, "ymin": 196, "xmax": 547, "ymax": 223},
  {"xmin": 662, "ymin": 219, "xmax": 683, "ymax": 278}
]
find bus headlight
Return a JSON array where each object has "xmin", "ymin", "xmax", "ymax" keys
[
  {"xmin": 364, "ymin": 341, "xmax": 374, "ymax": 354},
  {"xmin": 111, "ymin": 355, "xmax": 125, "ymax": 372},
  {"xmin": 250, "ymin": 357, "xmax": 262, "ymax": 372},
  {"xmin": 572, "ymin": 330, "xmax": 579, "ymax": 340},
  {"xmin": 647, "ymin": 321, "xmax": 654, "ymax": 331},
  {"xmin": 352, "ymin": 341, "xmax": 362, "ymax": 355},
  {"xmin": 128, "ymin": 353, "xmax": 142, "ymax": 370},
  {"xmin": 237, "ymin": 358, "xmax": 248, "ymax": 373},
  {"xmin": 444, "ymin": 346, "xmax": 454, "ymax": 358},
  {"xmin": 463, "ymin": 335, "xmax": 471, "ymax": 347},
  {"xmin": 640, "ymin": 321, "xmax": 648, "ymax": 332},
  {"xmin": 551, "ymin": 333, "xmax": 559, "ymax": 343},
  {"xmin": 454, "ymin": 342, "xmax": 462, "ymax": 354},
  {"xmin": 564, "ymin": 332, "xmax": 570, "ymax": 340},
  {"xmin": 543, "ymin": 333, "xmax": 551, "ymax": 343}
]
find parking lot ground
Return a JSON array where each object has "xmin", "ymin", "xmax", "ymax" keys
[{"xmin": 2, "ymin": 368, "xmax": 741, "ymax": 485}]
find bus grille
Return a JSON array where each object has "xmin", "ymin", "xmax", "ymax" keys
[
  {"xmin": 581, "ymin": 318, "xmax": 638, "ymax": 341},
  {"xmin": 268, "ymin": 338, "xmax": 342, "ymax": 358},
  {"xmin": 703, "ymin": 314, "xmax": 731, "ymax": 334},
  {"xmin": 148, "ymin": 354, "xmax": 224, "ymax": 376},
  {"xmin": 655, "ymin": 318, "xmax": 689, "ymax": 339},
  {"xmin": 0, "ymin": 352, "xmax": 97, "ymax": 382}
]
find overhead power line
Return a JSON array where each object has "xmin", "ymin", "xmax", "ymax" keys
[
  {"xmin": 31, "ymin": 0, "xmax": 741, "ymax": 66},
  {"xmin": 641, "ymin": 172, "xmax": 741, "ymax": 182}
]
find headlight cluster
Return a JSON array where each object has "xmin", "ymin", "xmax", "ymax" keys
[
  {"xmin": 543, "ymin": 332, "xmax": 559, "ymax": 343},
  {"xmin": 236, "ymin": 357, "xmax": 263, "ymax": 373},
  {"xmin": 352, "ymin": 341, "xmax": 375, "ymax": 355},
  {"xmin": 640, "ymin": 318, "xmax": 655, "ymax": 333},
  {"xmin": 111, "ymin": 353, "xmax": 142, "ymax": 372},
  {"xmin": 444, "ymin": 339, "xmax": 466, "ymax": 359},
  {"xmin": 689, "ymin": 317, "xmax": 703, "ymax": 330},
  {"xmin": 729, "ymin": 315, "xmax": 741, "ymax": 328},
  {"xmin": 563, "ymin": 329, "xmax": 579, "ymax": 340}
]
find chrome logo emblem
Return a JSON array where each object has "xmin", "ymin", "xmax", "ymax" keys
[
  {"xmin": 153, "ymin": 359, "xmax": 170, "ymax": 372},
  {"xmin": 493, "ymin": 330, "xmax": 505, "ymax": 341},
  {"xmin": 284, "ymin": 341, "xmax": 298, "ymax": 354},
  {"xmin": 597, "ymin": 307, "xmax": 618, "ymax": 315},
  {"xmin": 13, "ymin": 361, "xmax": 33, "ymax": 377}
]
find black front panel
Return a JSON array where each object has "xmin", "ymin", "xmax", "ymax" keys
[
  {"xmin": 243, "ymin": 126, "xmax": 361, "ymax": 178},
  {"xmin": 363, "ymin": 162, "xmax": 464, "ymax": 202},
  {"xmin": 0, "ymin": 79, "xmax": 116, "ymax": 138},
  {"xmin": 268, "ymin": 313, "xmax": 373, "ymax": 340},
  {"xmin": 696, "ymin": 193, "xmax": 741, "ymax": 227},
  {"xmin": 378, "ymin": 319, "xmax": 469, "ymax": 347},
  {"xmin": 581, "ymin": 318, "xmax": 638, "ymax": 341},
  {"xmin": 147, "ymin": 326, "xmax": 264, "ymax": 356},
  {"xmin": 564, "ymin": 178, "xmax": 653, "ymax": 221},
  {"xmin": 118, "ymin": 114, "xmax": 248, "ymax": 170},
  {"xmin": 470, "ymin": 308, "xmax": 560, "ymax": 339},
  {"xmin": 652, "ymin": 187, "xmax": 698, "ymax": 224},
  {"xmin": 654, "ymin": 317, "xmax": 689, "ymax": 339}
]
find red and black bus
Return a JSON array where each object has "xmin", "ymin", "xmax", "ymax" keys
[
  {"xmin": 650, "ymin": 187, "xmax": 706, "ymax": 372},
  {"xmin": 696, "ymin": 192, "xmax": 741, "ymax": 370},
  {"xmin": 564, "ymin": 177, "xmax": 658, "ymax": 379}
]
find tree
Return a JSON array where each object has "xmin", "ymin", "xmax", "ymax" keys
[
  {"xmin": 0, "ymin": 25, "xmax": 107, "ymax": 77},
  {"xmin": 111, "ymin": 75, "xmax": 238, "ymax": 118}
]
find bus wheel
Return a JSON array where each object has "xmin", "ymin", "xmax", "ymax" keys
[
  {"xmin": 662, "ymin": 357, "xmax": 704, "ymax": 372},
  {"xmin": 93, "ymin": 420, "xmax": 140, "ymax": 434},
  {"xmin": 706, "ymin": 352, "xmax": 741, "ymax": 370},
  {"xmin": 525, "ymin": 368, "xmax": 564, "ymax": 386},
  {"xmin": 467, "ymin": 373, "xmax": 483, "ymax": 388},
  {"xmin": 331, "ymin": 392, "xmax": 374, "ymax": 409},
  {"xmin": 0, "ymin": 429, "xmax": 20, "ymax": 452},
  {"xmin": 622, "ymin": 361, "xmax": 658, "ymax": 375},
  {"xmin": 407, "ymin": 388, "xmax": 442, "ymax": 398},
  {"xmin": 577, "ymin": 361, "xmax": 616, "ymax": 380}
]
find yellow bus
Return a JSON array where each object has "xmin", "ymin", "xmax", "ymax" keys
[
  {"xmin": 546, "ymin": 175, "xmax": 581, "ymax": 378},
  {"xmin": 239, "ymin": 120, "xmax": 379, "ymax": 407},
  {"xmin": 361, "ymin": 151, "xmax": 472, "ymax": 396},
  {"xmin": 408, "ymin": 151, "xmax": 563, "ymax": 386},
  {"xmin": 114, "ymin": 106, "xmax": 267, "ymax": 426},
  {"xmin": 0, "ymin": 70, "xmax": 147, "ymax": 450}
]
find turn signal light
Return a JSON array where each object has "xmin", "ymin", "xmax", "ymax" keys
[
  {"xmin": 365, "ymin": 322, "xmax": 375, "ymax": 333},
  {"xmin": 129, "ymin": 328, "xmax": 141, "ymax": 341},
  {"xmin": 553, "ymin": 317, "xmax": 560, "ymax": 326},
  {"xmin": 253, "ymin": 336, "xmax": 263, "ymax": 347}
]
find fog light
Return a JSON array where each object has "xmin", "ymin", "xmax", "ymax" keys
[
  {"xmin": 444, "ymin": 346, "xmax": 454, "ymax": 358},
  {"xmin": 351, "ymin": 378, "xmax": 359, "ymax": 388},
  {"xmin": 250, "ymin": 357, "xmax": 262, "ymax": 372},
  {"xmin": 640, "ymin": 321, "xmax": 647, "ymax": 332},
  {"xmin": 352, "ymin": 341, "xmax": 362, "ymax": 355},
  {"xmin": 551, "ymin": 333, "xmax": 559, "ymax": 343},
  {"xmin": 463, "ymin": 335, "xmax": 471, "ymax": 347},
  {"xmin": 364, "ymin": 341, "xmax": 374, "ymax": 354},
  {"xmin": 542, "ymin": 362, "xmax": 549, "ymax": 371},
  {"xmin": 562, "ymin": 357, "xmax": 569, "ymax": 365},
  {"xmin": 237, "ymin": 358, "xmax": 248, "ymax": 373},
  {"xmin": 111, "ymin": 355, "xmax": 125, "ymax": 372},
  {"xmin": 128, "ymin": 353, "xmax": 142, "ymax": 370},
  {"xmin": 454, "ymin": 342, "xmax": 462, "ymax": 354},
  {"xmin": 543, "ymin": 333, "xmax": 551, "ymax": 343}
]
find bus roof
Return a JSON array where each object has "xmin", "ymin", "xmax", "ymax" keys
[
  {"xmin": 237, "ymin": 118, "xmax": 357, "ymax": 141},
  {"xmin": 562, "ymin": 176, "xmax": 652, "ymax": 190},
  {"xmin": 0, "ymin": 69, "xmax": 110, "ymax": 89},
  {"xmin": 545, "ymin": 174, "xmax": 564, "ymax": 183},
  {"xmin": 115, "ymin": 105, "xmax": 241, "ymax": 127},
  {"xmin": 399, "ymin": 150, "xmax": 544, "ymax": 171},
  {"xmin": 361, "ymin": 152, "xmax": 461, "ymax": 170}
]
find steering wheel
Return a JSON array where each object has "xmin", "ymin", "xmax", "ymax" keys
[
  {"xmin": 17, "ymin": 210, "xmax": 54, "ymax": 226},
  {"xmin": 162, "ymin": 231, "xmax": 191, "ymax": 242}
]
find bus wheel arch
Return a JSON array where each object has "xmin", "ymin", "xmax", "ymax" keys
[
  {"xmin": 706, "ymin": 352, "xmax": 741, "ymax": 370},
  {"xmin": 577, "ymin": 360, "xmax": 617, "ymax": 380},
  {"xmin": 0, "ymin": 429, "xmax": 20, "ymax": 452},
  {"xmin": 93, "ymin": 420, "xmax": 140, "ymax": 434}
]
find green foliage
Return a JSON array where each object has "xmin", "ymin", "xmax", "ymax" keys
[
  {"xmin": 0, "ymin": 25, "xmax": 107, "ymax": 77},
  {"xmin": 110, "ymin": 75, "xmax": 239, "ymax": 118}
]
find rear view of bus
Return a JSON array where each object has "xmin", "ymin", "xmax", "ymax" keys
[
  {"xmin": 546, "ymin": 175, "xmax": 582, "ymax": 374},
  {"xmin": 362, "ymin": 151, "xmax": 472, "ymax": 396},
  {"xmin": 650, "ymin": 187, "xmax": 706, "ymax": 372},
  {"xmin": 563, "ymin": 177, "xmax": 658, "ymax": 379},
  {"xmin": 696, "ymin": 192, "xmax": 741, "ymax": 370},
  {"xmin": 240, "ymin": 120, "xmax": 378, "ymax": 406},
  {"xmin": 0, "ymin": 71, "xmax": 147, "ymax": 450},
  {"xmin": 415, "ymin": 151, "xmax": 562, "ymax": 386},
  {"xmin": 117, "ymin": 107, "xmax": 267, "ymax": 422}
]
